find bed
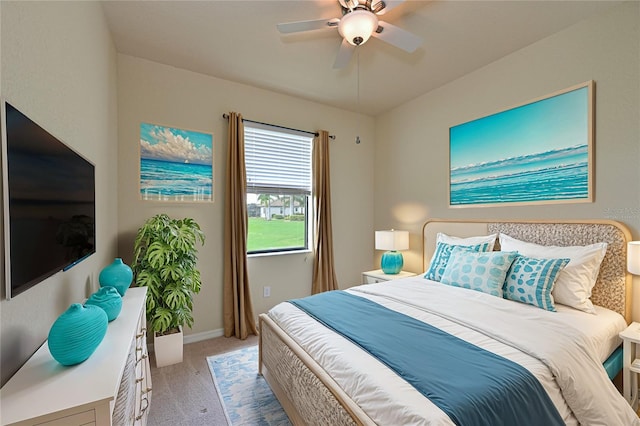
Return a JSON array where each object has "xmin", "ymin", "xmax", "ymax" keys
[{"xmin": 258, "ymin": 219, "xmax": 639, "ymax": 425}]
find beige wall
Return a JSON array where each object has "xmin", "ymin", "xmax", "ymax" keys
[
  {"xmin": 0, "ymin": 1, "xmax": 118, "ymax": 385},
  {"xmin": 375, "ymin": 2, "xmax": 640, "ymax": 318},
  {"xmin": 116, "ymin": 55, "xmax": 375, "ymax": 339}
]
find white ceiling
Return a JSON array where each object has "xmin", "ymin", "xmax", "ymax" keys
[{"xmin": 101, "ymin": 0, "xmax": 620, "ymax": 116}]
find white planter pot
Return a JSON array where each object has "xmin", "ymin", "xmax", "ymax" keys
[{"xmin": 154, "ymin": 326, "xmax": 183, "ymax": 367}]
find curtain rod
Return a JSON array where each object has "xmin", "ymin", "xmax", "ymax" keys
[{"xmin": 222, "ymin": 113, "xmax": 335, "ymax": 140}]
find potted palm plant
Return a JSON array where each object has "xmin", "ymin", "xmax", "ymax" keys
[{"xmin": 132, "ymin": 213, "xmax": 205, "ymax": 367}]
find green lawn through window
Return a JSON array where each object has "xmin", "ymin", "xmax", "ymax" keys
[{"xmin": 247, "ymin": 218, "xmax": 306, "ymax": 252}]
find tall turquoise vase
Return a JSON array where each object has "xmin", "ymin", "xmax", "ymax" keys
[
  {"xmin": 99, "ymin": 258, "xmax": 133, "ymax": 297},
  {"xmin": 48, "ymin": 303, "xmax": 108, "ymax": 366}
]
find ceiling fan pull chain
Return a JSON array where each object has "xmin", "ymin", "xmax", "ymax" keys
[{"xmin": 356, "ymin": 48, "xmax": 361, "ymax": 145}]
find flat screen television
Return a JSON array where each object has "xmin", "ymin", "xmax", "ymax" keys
[{"xmin": 2, "ymin": 101, "xmax": 96, "ymax": 299}]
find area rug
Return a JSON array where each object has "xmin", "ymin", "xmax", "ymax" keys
[{"xmin": 207, "ymin": 345, "xmax": 292, "ymax": 426}]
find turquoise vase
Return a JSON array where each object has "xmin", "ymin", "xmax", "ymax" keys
[
  {"xmin": 99, "ymin": 258, "xmax": 133, "ymax": 297},
  {"xmin": 381, "ymin": 250, "xmax": 403, "ymax": 274},
  {"xmin": 85, "ymin": 286, "xmax": 122, "ymax": 322},
  {"xmin": 48, "ymin": 303, "xmax": 108, "ymax": 366}
]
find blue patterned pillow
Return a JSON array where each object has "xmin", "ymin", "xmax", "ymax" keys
[
  {"xmin": 424, "ymin": 241, "xmax": 491, "ymax": 282},
  {"xmin": 440, "ymin": 248, "xmax": 518, "ymax": 297},
  {"xmin": 504, "ymin": 255, "xmax": 570, "ymax": 311}
]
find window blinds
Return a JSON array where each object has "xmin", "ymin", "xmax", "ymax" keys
[{"xmin": 244, "ymin": 122, "xmax": 313, "ymax": 195}]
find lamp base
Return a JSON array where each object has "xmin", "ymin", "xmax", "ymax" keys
[{"xmin": 381, "ymin": 251, "xmax": 403, "ymax": 274}]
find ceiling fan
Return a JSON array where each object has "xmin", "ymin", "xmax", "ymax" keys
[{"xmin": 277, "ymin": 0, "xmax": 422, "ymax": 69}]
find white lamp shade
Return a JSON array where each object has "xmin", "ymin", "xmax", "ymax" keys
[
  {"xmin": 628, "ymin": 241, "xmax": 640, "ymax": 275},
  {"xmin": 338, "ymin": 9, "xmax": 379, "ymax": 46},
  {"xmin": 375, "ymin": 230, "xmax": 409, "ymax": 251}
]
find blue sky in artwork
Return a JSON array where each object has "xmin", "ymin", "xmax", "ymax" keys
[
  {"xmin": 140, "ymin": 122, "xmax": 213, "ymax": 165},
  {"xmin": 450, "ymin": 86, "xmax": 588, "ymax": 169}
]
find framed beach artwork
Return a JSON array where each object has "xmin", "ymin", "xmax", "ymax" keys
[
  {"xmin": 449, "ymin": 81, "xmax": 594, "ymax": 207},
  {"xmin": 139, "ymin": 122, "xmax": 213, "ymax": 202}
]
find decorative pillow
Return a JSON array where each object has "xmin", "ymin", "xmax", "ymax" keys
[
  {"xmin": 424, "ymin": 241, "xmax": 492, "ymax": 282},
  {"xmin": 436, "ymin": 232, "xmax": 498, "ymax": 250},
  {"xmin": 499, "ymin": 234, "xmax": 607, "ymax": 314},
  {"xmin": 440, "ymin": 248, "xmax": 518, "ymax": 297},
  {"xmin": 504, "ymin": 255, "xmax": 570, "ymax": 311}
]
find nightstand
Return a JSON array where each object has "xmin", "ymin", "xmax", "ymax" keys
[
  {"xmin": 362, "ymin": 269, "xmax": 417, "ymax": 284},
  {"xmin": 620, "ymin": 322, "xmax": 640, "ymax": 409}
]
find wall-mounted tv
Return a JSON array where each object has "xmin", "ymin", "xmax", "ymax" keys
[{"xmin": 1, "ymin": 101, "xmax": 96, "ymax": 299}]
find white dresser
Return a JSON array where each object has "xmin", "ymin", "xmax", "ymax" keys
[{"xmin": 0, "ymin": 287, "xmax": 151, "ymax": 426}]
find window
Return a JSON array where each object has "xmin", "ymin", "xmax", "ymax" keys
[{"xmin": 244, "ymin": 122, "xmax": 313, "ymax": 254}]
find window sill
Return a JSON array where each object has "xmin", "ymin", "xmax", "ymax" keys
[{"xmin": 247, "ymin": 249, "xmax": 312, "ymax": 259}]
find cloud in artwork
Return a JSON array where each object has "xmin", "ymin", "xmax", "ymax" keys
[{"xmin": 140, "ymin": 126, "xmax": 212, "ymax": 165}]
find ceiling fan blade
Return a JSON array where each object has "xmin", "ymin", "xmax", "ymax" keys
[
  {"xmin": 372, "ymin": 21, "xmax": 422, "ymax": 53},
  {"xmin": 277, "ymin": 18, "xmax": 340, "ymax": 34},
  {"xmin": 333, "ymin": 39, "xmax": 356, "ymax": 69},
  {"xmin": 371, "ymin": 0, "xmax": 405, "ymax": 15}
]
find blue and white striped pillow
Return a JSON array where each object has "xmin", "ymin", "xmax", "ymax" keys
[
  {"xmin": 503, "ymin": 255, "xmax": 570, "ymax": 311},
  {"xmin": 424, "ymin": 241, "xmax": 491, "ymax": 282}
]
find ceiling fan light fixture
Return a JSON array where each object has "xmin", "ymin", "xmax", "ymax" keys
[{"xmin": 338, "ymin": 9, "xmax": 379, "ymax": 46}]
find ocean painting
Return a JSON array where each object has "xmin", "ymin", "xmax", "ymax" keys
[
  {"xmin": 139, "ymin": 122, "xmax": 213, "ymax": 202},
  {"xmin": 449, "ymin": 82, "xmax": 592, "ymax": 206}
]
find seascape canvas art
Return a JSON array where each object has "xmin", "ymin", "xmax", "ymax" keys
[
  {"xmin": 449, "ymin": 81, "xmax": 593, "ymax": 207},
  {"xmin": 139, "ymin": 122, "xmax": 213, "ymax": 202}
]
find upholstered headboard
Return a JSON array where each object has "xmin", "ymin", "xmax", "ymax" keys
[{"xmin": 422, "ymin": 219, "xmax": 632, "ymax": 323}]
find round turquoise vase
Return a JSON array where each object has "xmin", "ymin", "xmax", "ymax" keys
[
  {"xmin": 85, "ymin": 286, "xmax": 122, "ymax": 322},
  {"xmin": 48, "ymin": 303, "xmax": 108, "ymax": 366},
  {"xmin": 381, "ymin": 250, "xmax": 404, "ymax": 274},
  {"xmin": 99, "ymin": 258, "xmax": 133, "ymax": 296}
]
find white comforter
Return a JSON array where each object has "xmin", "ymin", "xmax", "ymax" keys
[{"xmin": 268, "ymin": 277, "xmax": 639, "ymax": 425}]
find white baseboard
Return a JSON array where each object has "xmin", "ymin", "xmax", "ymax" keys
[
  {"xmin": 184, "ymin": 328, "xmax": 225, "ymax": 344},
  {"xmin": 148, "ymin": 328, "xmax": 225, "ymax": 353}
]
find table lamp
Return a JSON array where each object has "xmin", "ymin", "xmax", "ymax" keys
[
  {"xmin": 375, "ymin": 230, "xmax": 409, "ymax": 274},
  {"xmin": 628, "ymin": 241, "xmax": 640, "ymax": 275}
]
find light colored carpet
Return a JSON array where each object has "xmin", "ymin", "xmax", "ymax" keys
[
  {"xmin": 147, "ymin": 335, "xmax": 259, "ymax": 426},
  {"xmin": 207, "ymin": 346, "xmax": 291, "ymax": 426}
]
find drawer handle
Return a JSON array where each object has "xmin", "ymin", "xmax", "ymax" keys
[
  {"xmin": 135, "ymin": 396, "xmax": 149, "ymax": 420},
  {"xmin": 135, "ymin": 354, "xmax": 148, "ymax": 365}
]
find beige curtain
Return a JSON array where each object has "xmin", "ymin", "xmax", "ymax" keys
[
  {"xmin": 223, "ymin": 112, "xmax": 258, "ymax": 339},
  {"xmin": 312, "ymin": 130, "xmax": 339, "ymax": 294}
]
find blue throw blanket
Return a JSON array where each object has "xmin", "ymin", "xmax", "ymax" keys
[{"xmin": 289, "ymin": 291, "xmax": 564, "ymax": 426}]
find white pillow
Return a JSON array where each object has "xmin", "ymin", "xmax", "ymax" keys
[
  {"xmin": 498, "ymin": 233, "xmax": 607, "ymax": 314},
  {"xmin": 436, "ymin": 232, "xmax": 497, "ymax": 250}
]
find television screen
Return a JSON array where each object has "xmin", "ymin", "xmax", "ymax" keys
[{"xmin": 2, "ymin": 102, "xmax": 96, "ymax": 298}]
